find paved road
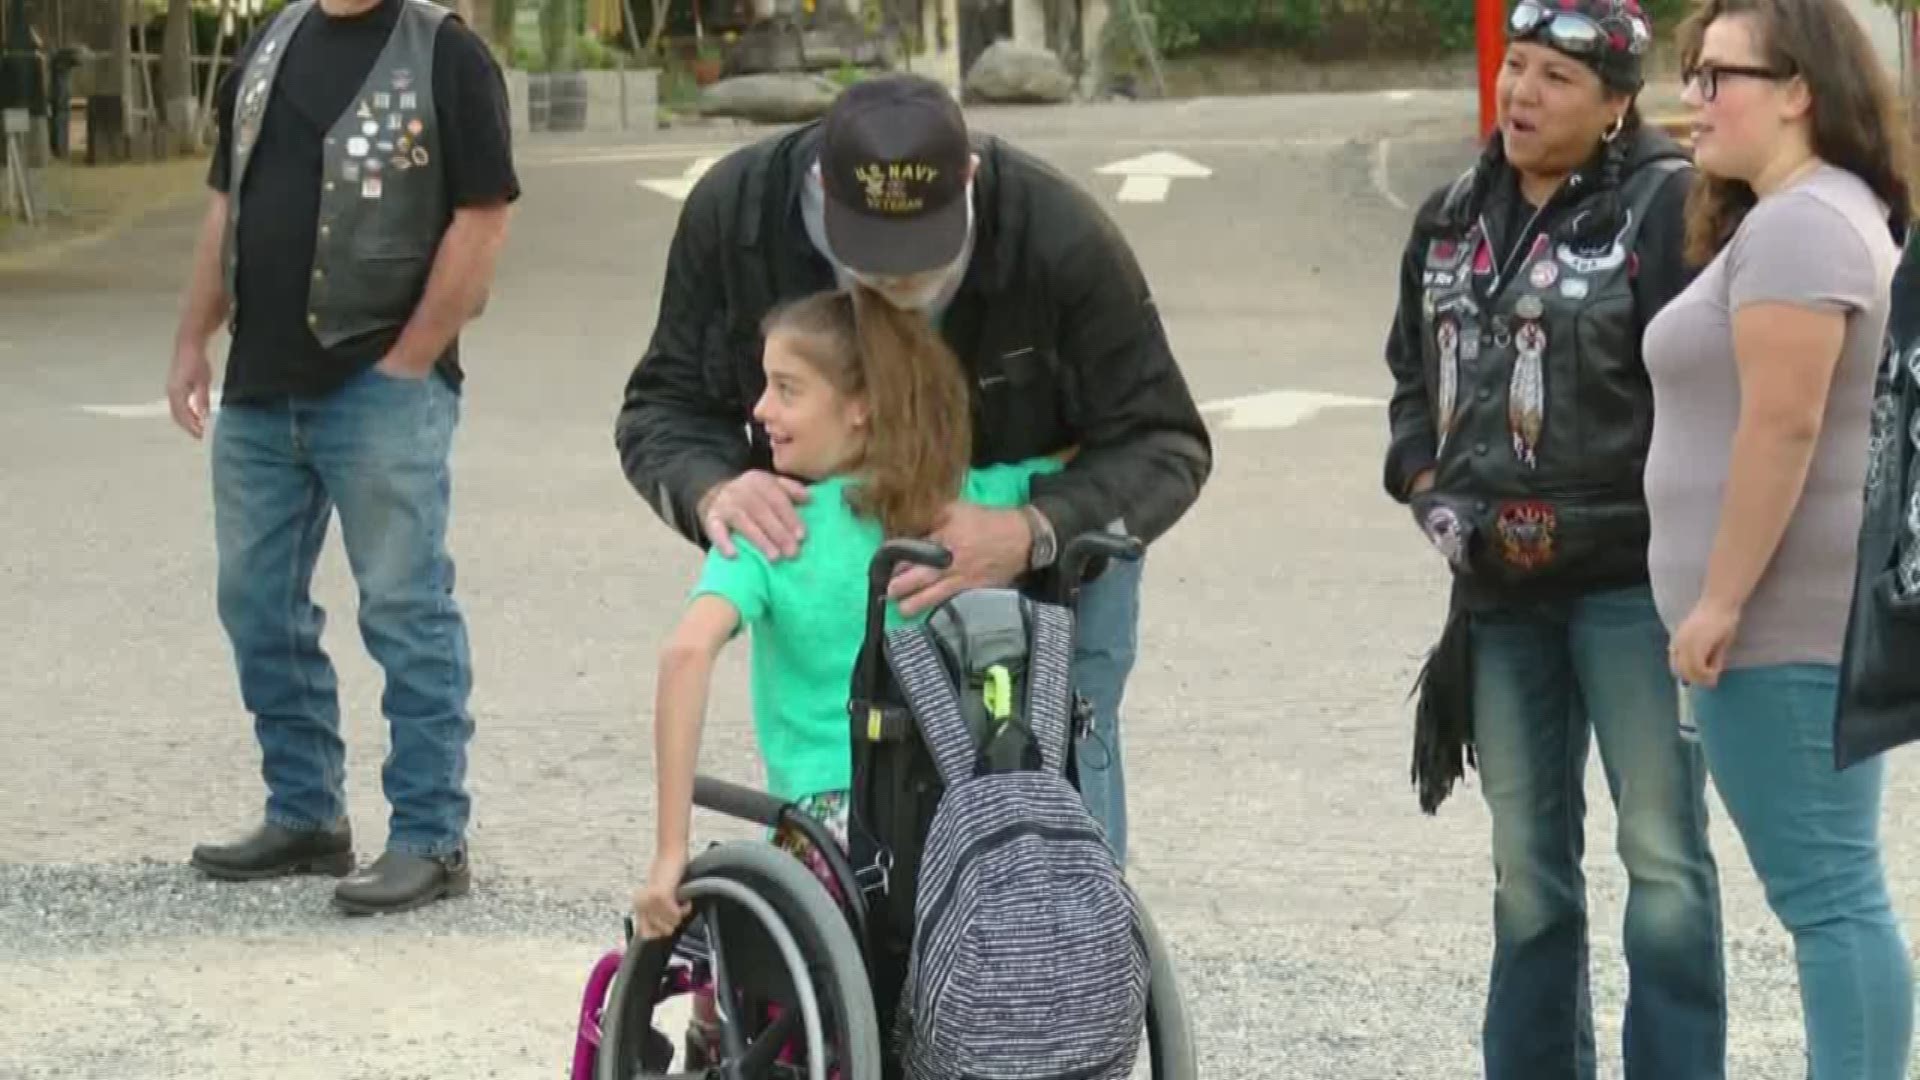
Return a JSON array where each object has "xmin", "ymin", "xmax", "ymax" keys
[{"xmin": 2, "ymin": 86, "xmax": 1914, "ymax": 1079}]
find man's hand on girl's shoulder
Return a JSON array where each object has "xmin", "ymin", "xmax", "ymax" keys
[{"xmin": 699, "ymin": 470, "xmax": 813, "ymax": 560}]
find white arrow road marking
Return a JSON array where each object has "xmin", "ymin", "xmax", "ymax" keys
[
  {"xmin": 1116, "ymin": 176, "xmax": 1170, "ymax": 203},
  {"xmin": 1095, "ymin": 151, "xmax": 1212, "ymax": 204},
  {"xmin": 78, "ymin": 391, "xmax": 223, "ymax": 419},
  {"xmin": 1199, "ymin": 389, "xmax": 1383, "ymax": 432},
  {"xmin": 638, "ymin": 156, "xmax": 719, "ymax": 202}
]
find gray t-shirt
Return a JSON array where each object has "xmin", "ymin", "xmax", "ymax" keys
[{"xmin": 1643, "ymin": 164, "xmax": 1898, "ymax": 669}]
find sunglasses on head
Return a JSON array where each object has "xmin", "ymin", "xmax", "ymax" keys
[{"xmin": 1508, "ymin": 0, "xmax": 1648, "ymax": 59}]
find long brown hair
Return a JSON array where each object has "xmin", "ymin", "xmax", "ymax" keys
[
  {"xmin": 1678, "ymin": 0, "xmax": 1913, "ymax": 266},
  {"xmin": 760, "ymin": 287, "xmax": 971, "ymax": 538}
]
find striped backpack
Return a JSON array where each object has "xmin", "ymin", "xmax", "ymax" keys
[{"xmin": 883, "ymin": 587, "xmax": 1148, "ymax": 1080}]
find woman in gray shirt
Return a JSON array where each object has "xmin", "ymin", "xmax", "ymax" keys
[{"xmin": 1641, "ymin": 0, "xmax": 1913, "ymax": 1074}]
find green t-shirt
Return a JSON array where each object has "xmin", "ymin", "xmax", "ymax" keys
[{"xmin": 690, "ymin": 458, "xmax": 1064, "ymax": 802}]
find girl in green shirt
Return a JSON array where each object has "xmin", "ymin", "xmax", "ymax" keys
[{"xmin": 632, "ymin": 286, "xmax": 1061, "ymax": 939}]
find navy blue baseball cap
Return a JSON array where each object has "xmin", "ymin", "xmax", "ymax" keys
[{"xmin": 819, "ymin": 74, "xmax": 972, "ymax": 276}]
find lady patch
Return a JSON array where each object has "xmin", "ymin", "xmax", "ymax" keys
[{"xmin": 1494, "ymin": 500, "xmax": 1557, "ymax": 571}]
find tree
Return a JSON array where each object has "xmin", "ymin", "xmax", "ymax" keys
[{"xmin": 159, "ymin": 0, "xmax": 193, "ymax": 150}]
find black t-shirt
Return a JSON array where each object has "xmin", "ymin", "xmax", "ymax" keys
[{"xmin": 208, "ymin": 0, "xmax": 519, "ymax": 404}]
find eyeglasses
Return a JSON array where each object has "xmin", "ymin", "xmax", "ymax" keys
[
  {"xmin": 1509, "ymin": 0, "xmax": 1649, "ymax": 59},
  {"xmin": 1682, "ymin": 61, "xmax": 1793, "ymax": 102}
]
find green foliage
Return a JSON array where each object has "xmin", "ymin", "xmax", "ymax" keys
[
  {"xmin": 1141, "ymin": 0, "xmax": 1696, "ymax": 59},
  {"xmin": 1142, "ymin": 0, "xmax": 1324, "ymax": 54}
]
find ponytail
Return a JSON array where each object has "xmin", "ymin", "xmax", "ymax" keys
[{"xmin": 844, "ymin": 286, "xmax": 972, "ymax": 538}]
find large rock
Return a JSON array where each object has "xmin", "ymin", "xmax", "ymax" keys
[
  {"xmin": 965, "ymin": 40, "xmax": 1074, "ymax": 103},
  {"xmin": 697, "ymin": 74, "xmax": 844, "ymax": 123},
  {"xmin": 723, "ymin": 13, "xmax": 890, "ymax": 76}
]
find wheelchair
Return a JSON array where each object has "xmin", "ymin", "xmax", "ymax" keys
[{"xmin": 576, "ymin": 531, "xmax": 1200, "ymax": 1080}]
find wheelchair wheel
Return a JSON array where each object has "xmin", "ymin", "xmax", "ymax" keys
[
  {"xmin": 1139, "ymin": 901, "xmax": 1198, "ymax": 1079},
  {"xmin": 596, "ymin": 841, "xmax": 883, "ymax": 1080}
]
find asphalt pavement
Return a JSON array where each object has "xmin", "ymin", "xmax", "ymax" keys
[{"xmin": 2, "ymin": 85, "xmax": 1914, "ymax": 1079}]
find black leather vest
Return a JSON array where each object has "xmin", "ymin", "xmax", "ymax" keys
[
  {"xmin": 222, "ymin": 0, "xmax": 450, "ymax": 349},
  {"xmin": 1413, "ymin": 156, "xmax": 1687, "ymax": 594}
]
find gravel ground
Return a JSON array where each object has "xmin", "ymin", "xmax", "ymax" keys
[
  {"xmin": 0, "ymin": 856, "xmax": 1845, "ymax": 1079},
  {"xmin": 5, "ymin": 87, "xmax": 1919, "ymax": 1079}
]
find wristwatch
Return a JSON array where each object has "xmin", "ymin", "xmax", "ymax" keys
[{"xmin": 1021, "ymin": 505, "xmax": 1058, "ymax": 570}]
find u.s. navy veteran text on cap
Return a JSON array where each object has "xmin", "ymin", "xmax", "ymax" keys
[{"xmin": 821, "ymin": 75, "xmax": 972, "ymax": 276}]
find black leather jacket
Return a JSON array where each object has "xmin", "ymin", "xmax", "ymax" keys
[
  {"xmin": 614, "ymin": 122, "xmax": 1212, "ymax": 552},
  {"xmin": 1382, "ymin": 125, "xmax": 1696, "ymax": 606}
]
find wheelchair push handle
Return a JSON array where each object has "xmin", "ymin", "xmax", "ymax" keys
[
  {"xmin": 693, "ymin": 774, "xmax": 788, "ymax": 828},
  {"xmin": 1054, "ymin": 530, "xmax": 1144, "ymax": 607},
  {"xmin": 866, "ymin": 538, "xmax": 951, "ymax": 595},
  {"xmin": 855, "ymin": 539, "xmax": 952, "ymax": 701}
]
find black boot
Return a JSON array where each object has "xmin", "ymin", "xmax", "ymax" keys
[
  {"xmin": 332, "ymin": 848, "xmax": 470, "ymax": 915},
  {"xmin": 190, "ymin": 821, "xmax": 354, "ymax": 881}
]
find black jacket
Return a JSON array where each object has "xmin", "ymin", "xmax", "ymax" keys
[
  {"xmin": 1836, "ymin": 234, "xmax": 1920, "ymax": 769},
  {"xmin": 1381, "ymin": 124, "xmax": 1697, "ymax": 606},
  {"xmin": 614, "ymin": 122, "xmax": 1212, "ymax": 550}
]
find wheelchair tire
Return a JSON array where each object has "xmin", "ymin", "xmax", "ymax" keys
[
  {"xmin": 1139, "ymin": 901, "xmax": 1198, "ymax": 1080},
  {"xmin": 597, "ymin": 841, "xmax": 882, "ymax": 1080}
]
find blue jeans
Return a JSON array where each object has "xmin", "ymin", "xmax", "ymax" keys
[
  {"xmin": 210, "ymin": 365, "xmax": 474, "ymax": 859},
  {"xmin": 1691, "ymin": 664, "xmax": 1914, "ymax": 1080},
  {"xmin": 1471, "ymin": 584, "xmax": 1726, "ymax": 1080},
  {"xmin": 1071, "ymin": 552, "xmax": 1141, "ymax": 864}
]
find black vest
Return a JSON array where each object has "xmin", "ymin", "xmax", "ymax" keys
[
  {"xmin": 222, "ymin": 0, "xmax": 450, "ymax": 349},
  {"xmin": 1413, "ymin": 156, "xmax": 1687, "ymax": 597}
]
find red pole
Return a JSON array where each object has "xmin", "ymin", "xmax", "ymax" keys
[{"xmin": 1477, "ymin": 0, "xmax": 1505, "ymax": 141}]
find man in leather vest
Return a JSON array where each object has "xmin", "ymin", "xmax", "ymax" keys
[
  {"xmin": 614, "ymin": 74, "xmax": 1212, "ymax": 865},
  {"xmin": 165, "ymin": 0, "xmax": 517, "ymax": 915}
]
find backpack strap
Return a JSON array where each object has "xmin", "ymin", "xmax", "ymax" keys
[
  {"xmin": 1021, "ymin": 601, "xmax": 1075, "ymax": 774},
  {"xmin": 881, "ymin": 597, "xmax": 1079, "ymax": 785},
  {"xmin": 883, "ymin": 625, "xmax": 978, "ymax": 788}
]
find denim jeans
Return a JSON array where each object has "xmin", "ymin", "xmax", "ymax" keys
[
  {"xmin": 210, "ymin": 365, "xmax": 474, "ymax": 859},
  {"xmin": 1070, "ymin": 552, "xmax": 1141, "ymax": 864},
  {"xmin": 1691, "ymin": 664, "xmax": 1914, "ymax": 1080},
  {"xmin": 1471, "ymin": 584, "xmax": 1726, "ymax": 1080}
]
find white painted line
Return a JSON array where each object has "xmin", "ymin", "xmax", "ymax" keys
[
  {"xmin": 1199, "ymin": 389, "xmax": 1383, "ymax": 432},
  {"xmin": 638, "ymin": 156, "xmax": 719, "ymax": 202},
  {"xmin": 1386, "ymin": 90, "xmax": 1416, "ymax": 102},
  {"xmin": 77, "ymin": 390, "xmax": 223, "ymax": 419},
  {"xmin": 1371, "ymin": 139, "xmax": 1408, "ymax": 212},
  {"xmin": 1116, "ymin": 175, "xmax": 1170, "ymax": 203},
  {"xmin": 529, "ymin": 144, "xmax": 737, "ymax": 168}
]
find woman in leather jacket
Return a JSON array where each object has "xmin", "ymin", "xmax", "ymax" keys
[{"xmin": 1380, "ymin": 3, "xmax": 1727, "ymax": 1078}]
